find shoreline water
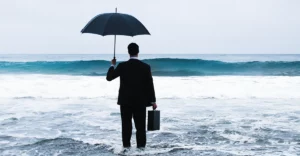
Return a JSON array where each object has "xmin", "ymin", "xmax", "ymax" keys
[
  {"xmin": 1, "ymin": 85, "xmax": 299, "ymax": 155},
  {"xmin": 0, "ymin": 54, "xmax": 299, "ymax": 155}
]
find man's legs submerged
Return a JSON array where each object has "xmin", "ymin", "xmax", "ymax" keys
[
  {"xmin": 120, "ymin": 106, "xmax": 133, "ymax": 147},
  {"xmin": 133, "ymin": 106, "xmax": 146, "ymax": 148}
]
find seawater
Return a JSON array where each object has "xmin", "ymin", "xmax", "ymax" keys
[
  {"xmin": 1, "ymin": 54, "xmax": 300, "ymax": 76},
  {"xmin": 0, "ymin": 54, "xmax": 299, "ymax": 156}
]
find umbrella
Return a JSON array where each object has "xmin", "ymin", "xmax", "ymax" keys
[{"xmin": 81, "ymin": 8, "xmax": 150, "ymax": 59}]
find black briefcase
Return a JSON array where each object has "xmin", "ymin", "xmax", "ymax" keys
[{"xmin": 147, "ymin": 110, "xmax": 160, "ymax": 131}]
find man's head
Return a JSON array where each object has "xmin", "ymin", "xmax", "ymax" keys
[{"xmin": 128, "ymin": 43, "xmax": 139, "ymax": 56}]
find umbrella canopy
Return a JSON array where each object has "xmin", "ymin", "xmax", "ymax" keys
[
  {"xmin": 81, "ymin": 9, "xmax": 150, "ymax": 58},
  {"xmin": 81, "ymin": 13, "xmax": 150, "ymax": 36}
]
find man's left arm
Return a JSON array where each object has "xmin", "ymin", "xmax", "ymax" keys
[{"xmin": 147, "ymin": 66, "xmax": 157, "ymax": 109}]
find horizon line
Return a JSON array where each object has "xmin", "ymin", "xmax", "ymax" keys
[{"xmin": 0, "ymin": 53, "xmax": 300, "ymax": 55}]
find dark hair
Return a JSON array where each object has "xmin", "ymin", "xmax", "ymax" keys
[{"xmin": 128, "ymin": 43, "xmax": 139, "ymax": 56}]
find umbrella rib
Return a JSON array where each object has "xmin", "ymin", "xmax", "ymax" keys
[
  {"xmin": 81, "ymin": 14, "xmax": 103, "ymax": 33},
  {"xmin": 103, "ymin": 14, "xmax": 115, "ymax": 36},
  {"xmin": 120, "ymin": 15, "xmax": 135, "ymax": 36}
]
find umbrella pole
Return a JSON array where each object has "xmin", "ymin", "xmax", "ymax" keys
[
  {"xmin": 113, "ymin": 8, "xmax": 117, "ymax": 59},
  {"xmin": 114, "ymin": 35, "xmax": 116, "ymax": 59}
]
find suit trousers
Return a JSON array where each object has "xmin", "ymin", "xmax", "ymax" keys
[{"xmin": 120, "ymin": 105, "xmax": 146, "ymax": 148}]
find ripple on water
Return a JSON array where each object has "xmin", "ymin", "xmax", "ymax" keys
[
  {"xmin": 255, "ymin": 138, "xmax": 272, "ymax": 145},
  {"xmin": 185, "ymin": 128, "xmax": 230, "ymax": 145},
  {"xmin": 240, "ymin": 125, "xmax": 252, "ymax": 129},
  {"xmin": 1, "ymin": 117, "xmax": 18, "ymax": 126},
  {"xmin": 0, "ymin": 138, "xmax": 113, "ymax": 156},
  {"xmin": 217, "ymin": 120, "xmax": 232, "ymax": 125},
  {"xmin": 0, "ymin": 135, "xmax": 14, "ymax": 140},
  {"xmin": 223, "ymin": 129, "xmax": 242, "ymax": 135},
  {"xmin": 162, "ymin": 117, "xmax": 179, "ymax": 123},
  {"xmin": 109, "ymin": 112, "xmax": 120, "ymax": 116},
  {"xmin": 256, "ymin": 127, "xmax": 295, "ymax": 139},
  {"xmin": 151, "ymin": 132, "xmax": 181, "ymax": 144},
  {"xmin": 240, "ymin": 119, "xmax": 259, "ymax": 124}
]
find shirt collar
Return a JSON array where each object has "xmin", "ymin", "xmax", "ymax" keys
[{"xmin": 130, "ymin": 56, "xmax": 139, "ymax": 60}]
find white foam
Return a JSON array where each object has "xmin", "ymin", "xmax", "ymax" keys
[
  {"xmin": 0, "ymin": 75, "xmax": 300, "ymax": 99},
  {"xmin": 0, "ymin": 75, "xmax": 299, "ymax": 155}
]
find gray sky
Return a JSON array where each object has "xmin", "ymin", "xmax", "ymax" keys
[{"xmin": 0, "ymin": 0, "xmax": 299, "ymax": 54}]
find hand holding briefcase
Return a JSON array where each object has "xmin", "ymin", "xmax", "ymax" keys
[{"xmin": 147, "ymin": 110, "xmax": 160, "ymax": 131}]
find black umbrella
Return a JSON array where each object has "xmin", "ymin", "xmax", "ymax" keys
[{"xmin": 81, "ymin": 8, "xmax": 150, "ymax": 59}]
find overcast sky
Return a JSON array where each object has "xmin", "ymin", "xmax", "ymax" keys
[{"xmin": 0, "ymin": 0, "xmax": 299, "ymax": 54}]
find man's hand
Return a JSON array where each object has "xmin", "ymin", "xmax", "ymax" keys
[
  {"xmin": 111, "ymin": 58, "xmax": 116, "ymax": 66},
  {"xmin": 152, "ymin": 103, "xmax": 157, "ymax": 110}
]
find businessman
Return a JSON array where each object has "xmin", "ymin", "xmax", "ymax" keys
[{"xmin": 106, "ymin": 43, "xmax": 157, "ymax": 148}]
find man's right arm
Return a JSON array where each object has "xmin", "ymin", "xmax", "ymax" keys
[{"xmin": 106, "ymin": 59, "xmax": 121, "ymax": 81}]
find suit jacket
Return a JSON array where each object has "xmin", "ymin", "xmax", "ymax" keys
[{"xmin": 106, "ymin": 59, "xmax": 156, "ymax": 107}]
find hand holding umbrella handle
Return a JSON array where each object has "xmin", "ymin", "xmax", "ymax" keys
[{"xmin": 111, "ymin": 58, "xmax": 116, "ymax": 66}]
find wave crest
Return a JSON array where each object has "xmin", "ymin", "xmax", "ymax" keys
[{"xmin": 0, "ymin": 58, "xmax": 300, "ymax": 76}]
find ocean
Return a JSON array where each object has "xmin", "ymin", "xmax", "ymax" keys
[{"xmin": 0, "ymin": 54, "xmax": 299, "ymax": 156}]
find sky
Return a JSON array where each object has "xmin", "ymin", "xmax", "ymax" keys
[{"xmin": 0, "ymin": 0, "xmax": 299, "ymax": 54}]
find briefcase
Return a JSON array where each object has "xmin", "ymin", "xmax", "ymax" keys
[{"xmin": 147, "ymin": 110, "xmax": 160, "ymax": 131}]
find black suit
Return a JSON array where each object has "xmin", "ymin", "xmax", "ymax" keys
[{"xmin": 106, "ymin": 59, "xmax": 156, "ymax": 147}]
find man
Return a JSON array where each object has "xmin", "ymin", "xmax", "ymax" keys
[{"xmin": 106, "ymin": 43, "xmax": 157, "ymax": 148}]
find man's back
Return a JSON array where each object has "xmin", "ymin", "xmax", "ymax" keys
[{"xmin": 106, "ymin": 59, "xmax": 156, "ymax": 107}]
